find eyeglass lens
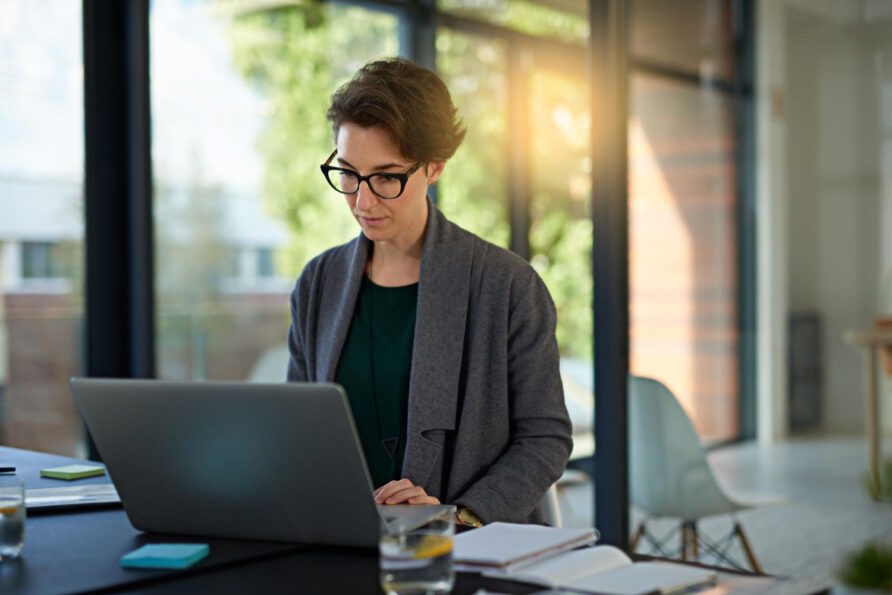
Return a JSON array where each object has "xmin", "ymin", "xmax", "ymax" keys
[{"xmin": 326, "ymin": 169, "xmax": 403, "ymax": 199}]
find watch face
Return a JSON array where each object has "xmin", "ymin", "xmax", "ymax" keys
[{"xmin": 459, "ymin": 508, "xmax": 482, "ymax": 527}]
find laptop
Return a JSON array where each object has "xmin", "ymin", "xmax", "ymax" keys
[{"xmin": 70, "ymin": 378, "xmax": 453, "ymax": 548}]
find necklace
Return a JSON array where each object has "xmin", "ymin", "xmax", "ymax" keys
[{"xmin": 367, "ymin": 276, "xmax": 403, "ymax": 460}]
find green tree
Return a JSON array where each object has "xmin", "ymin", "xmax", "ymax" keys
[{"xmin": 436, "ymin": 29, "xmax": 511, "ymax": 249}]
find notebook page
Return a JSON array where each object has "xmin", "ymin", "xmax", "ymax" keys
[
  {"xmin": 483, "ymin": 546, "xmax": 632, "ymax": 587},
  {"xmin": 564, "ymin": 561, "xmax": 717, "ymax": 595}
]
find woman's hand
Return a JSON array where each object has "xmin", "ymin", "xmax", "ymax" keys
[{"xmin": 374, "ymin": 479, "xmax": 441, "ymax": 505}]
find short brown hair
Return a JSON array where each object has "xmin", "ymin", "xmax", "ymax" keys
[{"xmin": 327, "ymin": 57, "xmax": 466, "ymax": 163}]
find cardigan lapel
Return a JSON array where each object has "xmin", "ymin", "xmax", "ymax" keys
[
  {"xmin": 318, "ymin": 235, "xmax": 369, "ymax": 382},
  {"xmin": 401, "ymin": 202, "xmax": 472, "ymax": 489}
]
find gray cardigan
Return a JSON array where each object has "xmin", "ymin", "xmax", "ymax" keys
[{"xmin": 287, "ymin": 200, "xmax": 573, "ymax": 523}]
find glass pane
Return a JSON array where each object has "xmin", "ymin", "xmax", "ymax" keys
[
  {"xmin": 628, "ymin": 73, "xmax": 738, "ymax": 443},
  {"xmin": 631, "ymin": 0, "xmax": 736, "ymax": 80},
  {"xmin": 151, "ymin": 0, "xmax": 398, "ymax": 382},
  {"xmin": 436, "ymin": 28, "xmax": 510, "ymax": 248},
  {"xmin": 0, "ymin": 0, "xmax": 86, "ymax": 456},
  {"xmin": 437, "ymin": 0, "xmax": 588, "ymax": 44},
  {"xmin": 528, "ymin": 66, "xmax": 592, "ymax": 460}
]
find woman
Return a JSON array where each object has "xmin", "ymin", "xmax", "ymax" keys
[{"xmin": 287, "ymin": 57, "xmax": 572, "ymax": 525}]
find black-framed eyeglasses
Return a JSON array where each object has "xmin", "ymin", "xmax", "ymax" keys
[{"xmin": 320, "ymin": 150, "xmax": 423, "ymax": 200}]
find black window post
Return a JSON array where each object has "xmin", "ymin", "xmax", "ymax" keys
[
  {"xmin": 399, "ymin": 0, "xmax": 439, "ymax": 205},
  {"xmin": 399, "ymin": 0, "xmax": 437, "ymax": 70},
  {"xmin": 82, "ymin": 0, "xmax": 155, "ymax": 459},
  {"xmin": 590, "ymin": 0, "xmax": 630, "ymax": 550},
  {"xmin": 736, "ymin": 0, "xmax": 758, "ymax": 441},
  {"xmin": 507, "ymin": 43, "xmax": 532, "ymax": 260}
]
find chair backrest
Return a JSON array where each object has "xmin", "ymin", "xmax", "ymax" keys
[
  {"xmin": 537, "ymin": 483, "xmax": 562, "ymax": 527},
  {"xmin": 628, "ymin": 375, "xmax": 739, "ymax": 520}
]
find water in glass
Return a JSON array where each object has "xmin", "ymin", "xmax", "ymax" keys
[
  {"xmin": 380, "ymin": 523, "xmax": 454, "ymax": 595},
  {"xmin": 0, "ymin": 487, "xmax": 25, "ymax": 560}
]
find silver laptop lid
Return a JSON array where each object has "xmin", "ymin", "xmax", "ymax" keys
[{"xmin": 71, "ymin": 378, "xmax": 401, "ymax": 547}]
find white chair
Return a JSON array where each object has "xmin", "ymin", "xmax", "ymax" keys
[
  {"xmin": 628, "ymin": 375, "xmax": 763, "ymax": 573},
  {"xmin": 537, "ymin": 483, "xmax": 562, "ymax": 527}
]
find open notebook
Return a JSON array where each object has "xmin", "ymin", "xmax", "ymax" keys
[{"xmin": 482, "ymin": 545, "xmax": 717, "ymax": 595}]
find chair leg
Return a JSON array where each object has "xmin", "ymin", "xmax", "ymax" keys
[
  {"xmin": 733, "ymin": 522, "xmax": 763, "ymax": 574},
  {"xmin": 630, "ymin": 522, "xmax": 646, "ymax": 552},
  {"xmin": 691, "ymin": 522, "xmax": 699, "ymax": 560},
  {"xmin": 680, "ymin": 522, "xmax": 689, "ymax": 561}
]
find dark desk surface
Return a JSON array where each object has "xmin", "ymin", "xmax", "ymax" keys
[{"xmin": 0, "ymin": 445, "xmax": 115, "ymax": 490}]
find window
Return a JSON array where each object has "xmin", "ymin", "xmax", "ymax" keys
[
  {"xmin": 436, "ymin": 28, "xmax": 511, "ymax": 248},
  {"xmin": 22, "ymin": 243, "xmax": 54, "ymax": 279},
  {"xmin": 0, "ymin": 0, "xmax": 86, "ymax": 456},
  {"xmin": 21, "ymin": 242, "xmax": 76, "ymax": 280},
  {"xmin": 256, "ymin": 248, "xmax": 275, "ymax": 279}
]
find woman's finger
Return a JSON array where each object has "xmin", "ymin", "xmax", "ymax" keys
[
  {"xmin": 384, "ymin": 485, "xmax": 426, "ymax": 504},
  {"xmin": 374, "ymin": 480, "xmax": 398, "ymax": 500},
  {"xmin": 407, "ymin": 495, "xmax": 440, "ymax": 505},
  {"xmin": 375, "ymin": 478, "xmax": 414, "ymax": 503}
]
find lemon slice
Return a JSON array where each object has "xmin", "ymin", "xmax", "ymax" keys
[{"xmin": 412, "ymin": 535, "xmax": 452, "ymax": 560}]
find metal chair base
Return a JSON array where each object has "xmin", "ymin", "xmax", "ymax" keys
[{"xmin": 630, "ymin": 517, "xmax": 763, "ymax": 574}]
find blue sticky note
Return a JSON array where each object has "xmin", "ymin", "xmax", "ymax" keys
[{"xmin": 121, "ymin": 544, "xmax": 209, "ymax": 570}]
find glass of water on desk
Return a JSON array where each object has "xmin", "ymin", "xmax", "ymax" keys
[
  {"xmin": 379, "ymin": 506, "xmax": 455, "ymax": 595},
  {"xmin": 0, "ymin": 477, "xmax": 25, "ymax": 560}
]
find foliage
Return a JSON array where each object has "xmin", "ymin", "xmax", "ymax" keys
[
  {"xmin": 435, "ymin": 29, "xmax": 510, "ymax": 249},
  {"xmin": 438, "ymin": 0, "xmax": 588, "ymax": 44},
  {"xmin": 838, "ymin": 543, "xmax": 892, "ymax": 590}
]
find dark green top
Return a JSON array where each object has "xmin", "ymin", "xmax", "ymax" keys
[{"xmin": 335, "ymin": 276, "xmax": 418, "ymax": 489}]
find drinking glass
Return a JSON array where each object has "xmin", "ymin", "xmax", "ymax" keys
[
  {"xmin": 0, "ymin": 477, "xmax": 25, "ymax": 560},
  {"xmin": 379, "ymin": 506, "xmax": 455, "ymax": 595}
]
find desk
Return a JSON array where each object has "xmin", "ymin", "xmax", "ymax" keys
[
  {"xmin": 0, "ymin": 446, "xmax": 781, "ymax": 594},
  {"xmin": 844, "ymin": 329, "xmax": 892, "ymax": 484}
]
